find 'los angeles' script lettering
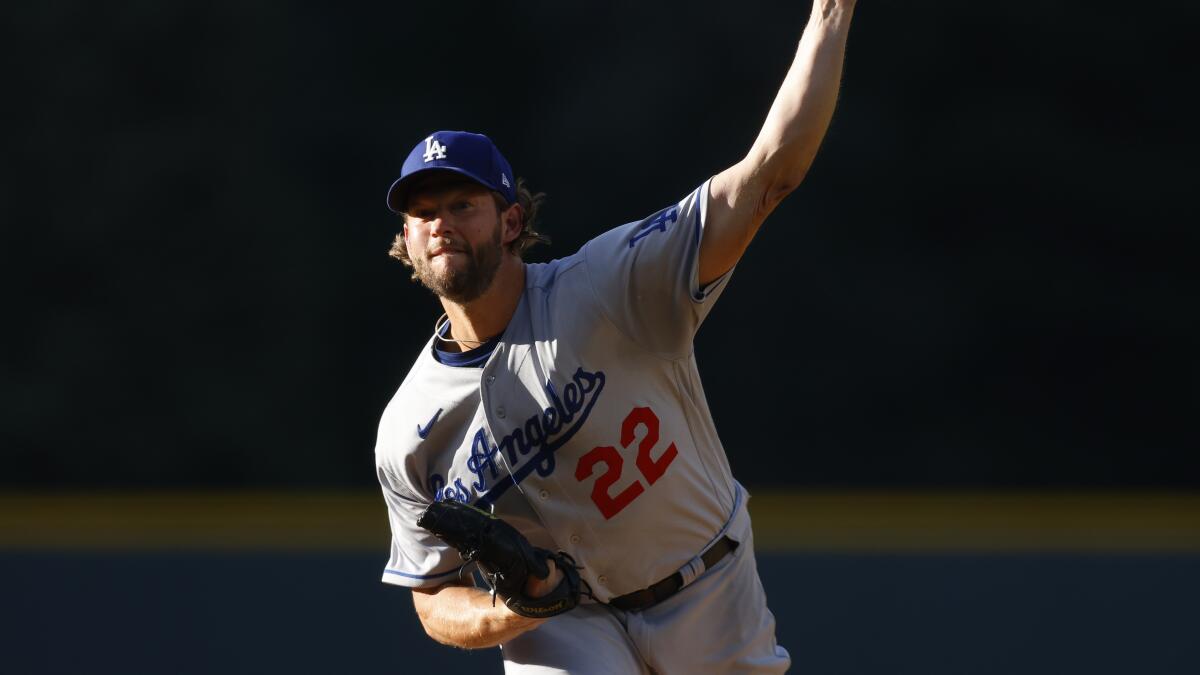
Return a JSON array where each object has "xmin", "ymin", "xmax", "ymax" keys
[{"xmin": 429, "ymin": 366, "xmax": 606, "ymax": 505}]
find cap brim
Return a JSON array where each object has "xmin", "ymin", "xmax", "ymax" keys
[{"xmin": 385, "ymin": 167, "xmax": 499, "ymax": 214}]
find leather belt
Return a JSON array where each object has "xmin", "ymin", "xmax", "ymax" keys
[{"xmin": 608, "ymin": 536, "xmax": 738, "ymax": 612}]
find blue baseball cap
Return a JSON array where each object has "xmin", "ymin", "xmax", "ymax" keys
[{"xmin": 386, "ymin": 131, "xmax": 517, "ymax": 213}]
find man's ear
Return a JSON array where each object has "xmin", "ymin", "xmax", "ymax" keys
[{"xmin": 501, "ymin": 204, "xmax": 524, "ymax": 246}]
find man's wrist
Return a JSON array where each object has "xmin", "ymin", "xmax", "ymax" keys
[
  {"xmin": 813, "ymin": 0, "xmax": 856, "ymax": 26},
  {"xmin": 487, "ymin": 602, "xmax": 545, "ymax": 635}
]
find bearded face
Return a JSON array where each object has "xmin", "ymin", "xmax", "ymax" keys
[{"xmin": 409, "ymin": 212, "xmax": 504, "ymax": 304}]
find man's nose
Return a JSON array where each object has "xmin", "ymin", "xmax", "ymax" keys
[{"xmin": 428, "ymin": 211, "xmax": 452, "ymax": 236}]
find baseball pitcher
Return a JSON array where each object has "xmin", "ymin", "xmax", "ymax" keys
[{"xmin": 374, "ymin": 1, "xmax": 857, "ymax": 671}]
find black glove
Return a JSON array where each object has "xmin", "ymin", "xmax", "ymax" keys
[{"xmin": 417, "ymin": 499, "xmax": 582, "ymax": 618}]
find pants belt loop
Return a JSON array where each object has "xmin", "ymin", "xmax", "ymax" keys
[{"xmin": 676, "ymin": 553, "xmax": 705, "ymax": 589}]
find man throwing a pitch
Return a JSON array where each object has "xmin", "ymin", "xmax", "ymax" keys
[{"xmin": 375, "ymin": 2, "xmax": 856, "ymax": 672}]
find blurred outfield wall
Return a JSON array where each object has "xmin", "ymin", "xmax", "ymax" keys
[{"xmin": 3, "ymin": 491, "xmax": 1198, "ymax": 674}]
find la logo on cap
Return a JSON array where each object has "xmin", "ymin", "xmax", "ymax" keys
[{"xmin": 423, "ymin": 135, "xmax": 448, "ymax": 163}]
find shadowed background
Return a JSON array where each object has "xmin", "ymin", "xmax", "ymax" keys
[{"xmin": 3, "ymin": 1, "xmax": 1198, "ymax": 673}]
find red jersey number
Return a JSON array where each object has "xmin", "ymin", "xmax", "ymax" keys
[{"xmin": 574, "ymin": 406, "xmax": 679, "ymax": 520}]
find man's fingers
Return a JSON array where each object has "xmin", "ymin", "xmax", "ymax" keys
[{"xmin": 525, "ymin": 558, "xmax": 563, "ymax": 598}]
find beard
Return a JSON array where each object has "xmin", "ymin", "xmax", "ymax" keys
[{"xmin": 410, "ymin": 220, "xmax": 504, "ymax": 304}]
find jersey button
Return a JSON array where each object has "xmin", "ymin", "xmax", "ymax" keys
[
  {"xmin": 569, "ymin": 534, "xmax": 581, "ymax": 544},
  {"xmin": 597, "ymin": 575, "xmax": 608, "ymax": 585},
  {"xmin": 539, "ymin": 489, "xmax": 550, "ymax": 500},
  {"xmin": 496, "ymin": 406, "xmax": 506, "ymax": 418},
  {"xmin": 486, "ymin": 375, "xmax": 496, "ymax": 385}
]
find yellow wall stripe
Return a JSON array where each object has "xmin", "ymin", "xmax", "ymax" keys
[
  {"xmin": 746, "ymin": 490, "xmax": 1200, "ymax": 553},
  {"xmin": 2, "ymin": 490, "xmax": 1198, "ymax": 553}
]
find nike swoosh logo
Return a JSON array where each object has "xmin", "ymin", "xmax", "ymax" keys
[{"xmin": 417, "ymin": 408, "xmax": 443, "ymax": 439}]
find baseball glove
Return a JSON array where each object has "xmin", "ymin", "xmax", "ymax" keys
[{"xmin": 416, "ymin": 499, "xmax": 583, "ymax": 618}]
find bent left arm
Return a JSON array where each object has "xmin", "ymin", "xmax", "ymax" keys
[{"xmin": 701, "ymin": 0, "xmax": 857, "ymax": 285}]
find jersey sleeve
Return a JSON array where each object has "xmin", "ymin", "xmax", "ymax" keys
[
  {"xmin": 581, "ymin": 179, "xmax": 734, "ymax": 357},
  {"xmin": 376, "ymin": 466, "xmax": 469, "ymax": 588}
]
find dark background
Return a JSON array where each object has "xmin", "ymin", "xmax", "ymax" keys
[{"xmin": 4, "ymin": 0, "xmax": 1197, "ymax": 489}]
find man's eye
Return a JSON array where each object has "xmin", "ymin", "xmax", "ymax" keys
[{"xmin": 452, "ymin": 201, "xmax": 472, "ymax": 211}]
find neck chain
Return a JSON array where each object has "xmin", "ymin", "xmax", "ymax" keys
[{"xmin": 433, "ymin": 313, "xmax": 494, "ymax": 348}]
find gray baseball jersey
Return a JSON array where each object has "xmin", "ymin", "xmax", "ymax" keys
[{"xmin": 375, "ymin": 180, "xmax": 752, "ymax": 602}]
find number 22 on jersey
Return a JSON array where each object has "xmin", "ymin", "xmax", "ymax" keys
[{"xmin": 574, "ymin": 406, "xmax": 678, "ymax": 519}]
